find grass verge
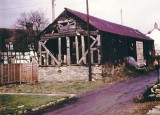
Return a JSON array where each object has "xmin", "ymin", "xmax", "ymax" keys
[{"xmin": 0, "ymin": 94, "xmax": 61, "ymax": 114}]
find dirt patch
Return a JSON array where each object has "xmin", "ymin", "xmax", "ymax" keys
[{"xmin": 119, "ymin": 101, "xmax": 160, "ymax": 115}]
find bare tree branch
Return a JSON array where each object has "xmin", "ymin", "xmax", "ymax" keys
[{"xmin": 13, "ymin": 9, "xmax": 49, "ymax": 52}]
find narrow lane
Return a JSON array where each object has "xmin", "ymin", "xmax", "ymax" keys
[{"xmin": 43, "ymin": 72, "xmax": 157, "ymax": 115}]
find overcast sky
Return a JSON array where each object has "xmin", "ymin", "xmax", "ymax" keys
[{"xmin": 0, "ymin": 0, "xmax": 160, "ymax": 34}]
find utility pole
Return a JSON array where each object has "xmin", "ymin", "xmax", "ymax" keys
[
  {"xmin": 52, "ymin": 0, "xmax": 55, "ymax": 21},
  {"xmin": 86, "ymin": 0, "xmax": 92, "ymax": 81},
  {"xmin": 120, "ymin": 9, "xmax": 123, "ymax": 25}
]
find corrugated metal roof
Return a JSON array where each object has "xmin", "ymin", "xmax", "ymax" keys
[{"xmin": 65, "ymin": 8, "xmax": 153, "ymax": 41}]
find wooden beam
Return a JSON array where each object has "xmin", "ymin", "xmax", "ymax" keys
[
  {"xmin": 58, "ymin": 37, "xmax": 62, "ymax": 63},
  {"xmin": 40, "ymin": 30, "xmax": 99, "ymax": 41},
  {"xmin": 51, "ymin": 57, "xmax": 55, "ymax": 65},
  {"xmin": 44, "ymin": 53, "xmax": 47, "ymax": 65},
  {"xmin": 98, "ymin": 49, "xmax": 101, "ymax": 64},
  {"xmin": 91, "ymin": 49, "xmax": 93, "ymax": 64},
  {"xmin": 81, "ymin": 35, "xmax": 86, "ymax": 64},
  {"xmin": 40, "ymin": 42, "xmax": 60, "ymax": 65},
  {"xmin": 90, "ymin": 36, "xmax": 96, "ymax": 41},
  {"xmin": 75, "ymin": 36, "xmax": 79, "ymax": 64},
  {"xmin": 79, "ymin": 37, "xmax": 97, "ymax": 64},
  {"xmin": 46, "ymin": 53, "xmax": 49, "ymax": 65},
  {"xmin": 97, "ymin": 35, "xmax": 101, "ymax": 46},
  {"xmin": 66, "ymin": 37, "xmax": 71, "ymax": 65},
  {"xmin": 38, "ymin": 41, "xmax": 42, "ymax": 65}
]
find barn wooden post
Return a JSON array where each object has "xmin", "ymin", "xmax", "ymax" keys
[
  {"xmin": 66, "ymin": 37, "xmax": 71, "ymax": 65},
  {"xmin": 51, "ymin": 57, "xmax": 55, "ymax": 65},
  {"xmin": 81, "ymin": 35, "xmax": 86, "ymax": 64},
  {"xmin": 91, "ymin": 49, "xmax": 93, "ymax": 63},
  {"xmin": 46, "ymin": 53, "xmax": 49, "ymax": 65},
  {"xmin": 75, "ymin": 36, "xmax": 79, "ymax": 64},
  {"xmin": 58, "ymin": 37, "xmax": 62, "ymax": 63},
  {"xmin": 44, "ymin": 53, "xmax": 47, "ymax": 65},
  {"xmin": 39, "ymin": 41, "xmax": 42, "ymax": 65}
]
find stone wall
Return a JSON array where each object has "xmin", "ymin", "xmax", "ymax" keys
[
  {"xmin": 147, "ymin": 84, "xmax": 160, "ymax": 115},
  {"xmin": 38, "ymin": 65, "xmax": 103, "ymax": 82}
]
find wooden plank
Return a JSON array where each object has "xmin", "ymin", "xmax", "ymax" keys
[
  {"xmin": 1, "ymin": 64, "xmax": 3, "ymax": 85},
  {"xmin": 14, "ymin": 64, "xmax": 15, "ymax": 81},
  {"xmin": 58, "ymin": 37, "xmax": 62, "ymax": 63},
  {"xmin": 8, "ymin": 64, "xmax": 9, "ymax": 83},
  {"xmin": 20, "ymin": 64, "xmax": 21, "ymax": 84},
  {"xmin": 32, "ymin": 63, "xmax": 38, "ymax": 82},
  {"xmin": 66, "ymin": 37, "xmax": 71, "ymax": 65},
  {"xmin": 81, "ymin": 35, "xmax": 86, "ymax": 64},
  {"xmin": 75, "ymin": 36, "xmax": 79, "ymax": 64},
  {"xmin": 0, "ymin": 63, "xmax": 38, "ymax": 84}
]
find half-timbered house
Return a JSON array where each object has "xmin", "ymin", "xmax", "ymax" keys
[
  {"xmin": 38, "ymin": 8, "xmax": 154, "ymax": 81},
  {"xmin": 0, "ymin": 28, "xmax": 37, "ymax": 64}
]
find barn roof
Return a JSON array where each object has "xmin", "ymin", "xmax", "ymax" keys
[{"xmin": 65, "ymin": 8, "xmax": 153, "ymax": 41}]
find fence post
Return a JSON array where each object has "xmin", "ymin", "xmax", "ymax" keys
[
  {"xmin": 20, "ymin": 64, "xmax": 21, "ymax": 84},
  {"xmin": 14, "ymin": 64, "xmax": 15, "ymax": 82},
  {"xmin": 31, "ymin": 63, "xmax": 33, "ymax": 82},
  {"xmin": 8, "ymin": 64, "xmax": 9, "ymax": 83},
  {"xmin": 1, "ymin": 64, "xmax": 3, "ymax": 85}
]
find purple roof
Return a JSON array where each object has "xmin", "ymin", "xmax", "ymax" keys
[{"xmin": 65, "ymin": 8, "xmax": 153, "ymax": 41}]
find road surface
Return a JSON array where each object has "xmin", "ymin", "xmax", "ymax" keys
[{"xmin": 43, "ymin": 72, "xmax": 157, "ymax": 115}]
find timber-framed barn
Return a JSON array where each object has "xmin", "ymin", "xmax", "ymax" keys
[{"xmin": 39, "ymin": 8, "xmax": 154, "ymax": 67}]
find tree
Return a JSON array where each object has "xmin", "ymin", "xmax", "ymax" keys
[
  {"xmin": 14, "ymin": 9, "xmax": 49, "ymax": 34},
  {"xmin": 13, "ymin": 9, "xmax": 49, "ymax": 54}
]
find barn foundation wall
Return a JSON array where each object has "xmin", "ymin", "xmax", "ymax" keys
[{"xmin": 38, "ymin": 65, "xmax": 111, "ymax": 82}]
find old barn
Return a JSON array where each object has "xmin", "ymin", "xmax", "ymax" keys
[{"xmin": 38, "ymin": 8, "xmax": 154, "ymax": 81}]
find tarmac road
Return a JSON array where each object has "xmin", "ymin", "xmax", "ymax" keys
[{"xmin": 43, "ymin": 72, "xmax": 157, "ymax": 115}]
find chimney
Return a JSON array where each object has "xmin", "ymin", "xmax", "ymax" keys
[{"xmin": 154, "ymin": 22, "xmax": 158, "ymax": 29}]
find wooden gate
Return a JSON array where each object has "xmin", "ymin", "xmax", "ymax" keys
[{"xmin": 0, "ymin": 63, "xmax": 38, "ymax": 85}]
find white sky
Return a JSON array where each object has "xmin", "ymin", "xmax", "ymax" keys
[{"xmin": 0, "ymin": 0, "xmax": 160, "ymax": 34}]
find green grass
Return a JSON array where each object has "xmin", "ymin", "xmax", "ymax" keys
[
  {"xmin": 0, "ymin": 80, "xmax": 107, "ymax": 94},
  {"xmin": 0, "ymin": 71, "xmax": 131, "ymax": 114},
  {"xmin": 0, "ymin": 94, "xmax": 61, "ymax": 114}
]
